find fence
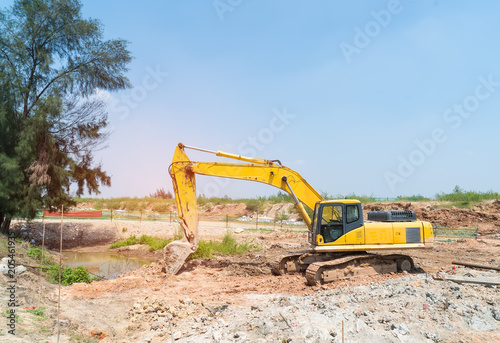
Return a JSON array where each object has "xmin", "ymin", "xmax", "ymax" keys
[
  {"xmin": 38, "ymin": 209, "xmax": 309, "ymax": 231},
  {"xmin": 38, "ymin": 211, "xmax": 483, "ymax": 237},
  {"xmin": 433, "ymin": 225, "xmax": 479, "ymax": 241}
]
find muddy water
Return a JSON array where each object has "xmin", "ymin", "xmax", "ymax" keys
[{"xmin": 62, "ymin": 251, "xmax": 151, "ymax": 280}]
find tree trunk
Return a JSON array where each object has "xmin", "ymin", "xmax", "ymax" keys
[{"xmin": 0, "ymin": 214, "xmax": 11, "ymax": 235}]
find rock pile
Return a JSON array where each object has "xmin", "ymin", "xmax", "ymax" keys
[{"xmin": 129, "ymin": 269, "xmax": 499, "ymax": 342}]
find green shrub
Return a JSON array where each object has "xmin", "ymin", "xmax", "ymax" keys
[
  {"xmin": 28, "ymin": 248, "xmax": 55, "ymax": 265},
  {"xmin": 29, "ymin": 249, "xmax": 99, "ymax": 286},
  {"xmin": 73, "ymin": 196, "xmax": 175, "ymax": 211},
  {"xmin": 189, "ymin": 240, "xmax": 213, "ymax": 259},
  {"xmin": 46, "ymin": 265, "xmax": 99, "ymax": 286},
  {"xmin": 24, "ymin": 307, "xmax": 45, "ymax": 318},
  {"xmin": 261, "ymin": 192, "xmax": 293, "ymax": 203},
  {"xmin": 138, "ymin": 235, "xmax": 172, "ymax": 251},
  {"xmin": 109, "ymin": 235, "xmax": 139, "ymax": 249},
  {"xmin": 435, "ymin": 186, "xmax": 500, "ymax": 207},
  {"xmin": 396, "ymin": 194, "xmax": 431, "ymax": 201},
  {"xmin": 244, "ymin": 199, "xmax": 261, "ymax": 212},
  {"xmin": 189, "ymin": 232, "xmax": 260, "ymax": 259},
  {"xmin": 150, "ymin": 202, "xmax": 170, "ymax": 213},
  {"xmin": 109, "ymin": 234, "xmax": 172, "ymax": 251}
]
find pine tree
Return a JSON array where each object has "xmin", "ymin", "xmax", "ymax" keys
[{"xmin": 0, "ymin": 0, "xmax": 132, "ymax": 233}]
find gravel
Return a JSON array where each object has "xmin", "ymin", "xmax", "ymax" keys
[{"xmin": 127, "ymin": 269, "xmax": 499, "ymax": 343}]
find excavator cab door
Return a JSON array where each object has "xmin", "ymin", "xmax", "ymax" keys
[{"xmin": 311, "ymin": 202, "xmax": 363, "ymax": 246}]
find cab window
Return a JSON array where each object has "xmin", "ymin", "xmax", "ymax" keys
[
  {"xmin": 320, "ymin": 204, "xmax": 343, "ymax": 243},
  {"xmin": 346, "ymin": 205, "xmax": 359, "ymax": 224},
  {"xmin": 321, "ymin": 205, "xmax": 342, "ymax": 224}
]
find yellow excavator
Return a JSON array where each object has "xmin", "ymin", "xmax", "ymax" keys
[{"xmin": 164, "ymin": 143, "xmax": 434, "ymax": 285}]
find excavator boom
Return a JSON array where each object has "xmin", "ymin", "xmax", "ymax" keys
[{"xmin": 164, "ymin": 143, "xmax": 324, "ymax": 274}]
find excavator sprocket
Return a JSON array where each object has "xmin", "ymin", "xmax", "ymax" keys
[
  {"xmin": 271, "ymin": 251, "xmax": 313, "ymax": 275},
  {"xmin": 305, "ymin": 254, "xmax": 414, "ymax": 286}
]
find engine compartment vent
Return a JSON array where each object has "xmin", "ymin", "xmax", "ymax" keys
[{"xmin": 367, "ymin": 210, "xmax": 417, "ymax": 222}]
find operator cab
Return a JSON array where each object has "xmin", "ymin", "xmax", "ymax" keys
[{"xmin": 310, "ymin": 200, "xmax": 364, "ymax": 245}]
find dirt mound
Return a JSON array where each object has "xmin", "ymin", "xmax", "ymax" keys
[
  {"xmin": 200, "ymin": 202, "xmax": 301, "ymax": 221},
  {"xmin": 474, "ymin": 199, "xmax": 500, "ymax": 212},
  {"xmin": 420, "ymin": 208, "xmax": 500, "ymax": 235},
  {"xmin": 61, "ymin": 238, "xmax": 500, "ymax": 343},
  {"xmin": 363, "ymin": 202, "xmax": 500, "ymax": 236},
  {"xmin": 11, "ymin": 221, "xmax": 120, "ymax": 249},
  {"xmin": 75, "ymin": 202, "xmax": 96, "ymax": 209},
  {"xmin": 201, "ymin": 203, "xmax": 249, "ymax": 216}
]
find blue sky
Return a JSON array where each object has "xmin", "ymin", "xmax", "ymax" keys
[{"xmin": 3, "ymin": 0, "xmax": 500, "ymax": 199}]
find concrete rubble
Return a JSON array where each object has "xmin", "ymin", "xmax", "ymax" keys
[{"xmin": 128, "ymin": 269, "xmax": 499, "ymax": 343}]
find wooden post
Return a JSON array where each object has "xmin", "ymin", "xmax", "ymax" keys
[
  {"xmin": 452, "ymin": 261, "xmax": 500, "ymax": 271},
  {"xmin": 140, "ymin": 210, "xmax": 142, "ymax": 223},
  {"xmin": 57, "ymin": 205, "xmax": 63, "ymax": 343},
  {"xmin": 39, "ymin": 213, "xmax": 46, "ymax": 304},
  {"xmin": 110, "ymin": 209, "xmax": 113, "ymax": 222},
  {"xmin": 226, "ymin": 215, "xmax": 229, "ymax": 228},
  {"xmin": 342, "ymin": 320, "xmax": 344, "ymax": 343},
  {"xmin": 170, "ymin": 211, "xmax": 172, "ymax": 223}
]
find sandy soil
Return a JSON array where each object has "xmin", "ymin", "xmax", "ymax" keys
[{"xmin": 1, "ymin": 201, "xmax": 499, "ymax": 342}]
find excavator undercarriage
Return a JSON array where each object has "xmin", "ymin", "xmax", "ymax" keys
[{"xmin": 271, "ymin": 252, "xmax": 414, "ymax": 285}]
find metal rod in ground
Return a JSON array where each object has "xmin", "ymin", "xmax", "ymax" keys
[
  {"xmin": 342, "ymin": 320, "xmax": 344, "ymax": 343},
  {"xmin": 39, "ymin": 215, "xmax": 46, "ymax": 304},
  {"xmin": 452, "ymin": 261, "xmax": 500, "ymax": 271},
  {"xmin": 167, "ymin": 315, "xmax": 174, "ymax": 343},
  {"xmin": 57, "ymin": 205, "xmax": 63, "ymax": 343},
  {"xmin": 279, "ymin": 312, "xmax": 293, "ymax": 329}
]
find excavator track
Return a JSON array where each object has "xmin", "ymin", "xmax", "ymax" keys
[
  {"xmin": 271, "ymin": 251, "xmax": 313, "ymax": 275},
  {"xmin": 305, "ymin": 254, "xmax": 414, "ymax": 286}
]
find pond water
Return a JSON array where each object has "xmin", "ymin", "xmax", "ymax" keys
[{"xmin": 62, "ymin": 251, "xmax": 151, "ymax": 280}]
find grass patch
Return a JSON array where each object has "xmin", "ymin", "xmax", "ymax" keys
[
  {"xmin": 435, "ymin": 186, "xmax": 500, "ymax": 208},
  {"xmin": 109, "ymin": 234, "xmax": 173, "ymax": 251},
  {"xmin": 279, "ymin": 228, "xmax": 307, "ymax": 233},
  {"xmin": 27, "ymin": 247, "xmax": 55, "ymax": 265},
  {"xmin": 189, "ymin": 232, "xmax": 261, "ymax": 259},
  {"xmin": 73, "ymin": 197, "xmax": 175, "ymax": 211},
  {"xmin": 109, "ymin": 235, "xmax": 140, "ymax": 249},
  {"xmin": 28, "ymin": 248, "xmax": 98, "ymax": 285},
  {"xmin": 3, "ymin": 308, "xmax": 19, "ymax": 322},
  {"xmin": 396, "ymin": 194, "xmax": 431, "ymax": 202},
  {"xmin": 46, "ymin": 266, "xmax": 100, "ymax": 286},
  {"xmin": 244, "ymin": 228, "xmax": 274, "ymax": 233},
  {"xmin": 23, "ymin": 306, "xmax": 45, "ymax": 318},
  {"xmin": 110, "ymin": 231, "xmax": 260, "ymax": 259}
]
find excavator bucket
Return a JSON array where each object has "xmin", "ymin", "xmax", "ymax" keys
[{"xmin": 163, "ymin": 240, "xmax": 197, "ymax": 274}]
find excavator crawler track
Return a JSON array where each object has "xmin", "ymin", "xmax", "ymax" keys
[
  {"xmin": 271, "ymin": 251, "xmax": 313, "ymax": 275},
  {"xmin": 305, "ymin": 254, "xmax": 414, "ymax": 286}
]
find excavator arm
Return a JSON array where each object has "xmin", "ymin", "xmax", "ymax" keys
[{"xmin": 164, "ymin": 143, "xmax": 324, "ymax": 274}]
